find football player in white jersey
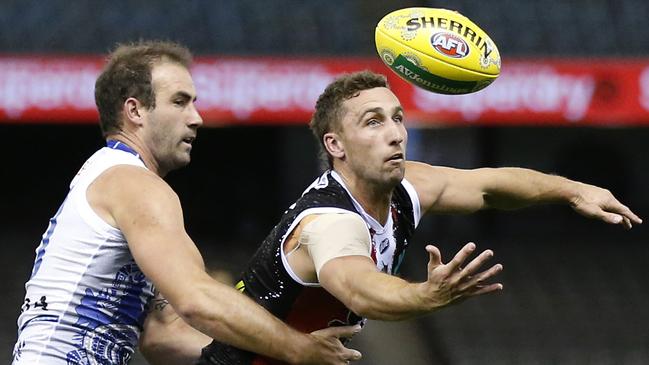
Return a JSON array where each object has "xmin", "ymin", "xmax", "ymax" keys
[
  {"xmin": 13, "ymin": 40, "xmax": 362, "ymax": 365},
  {"xmin": 140, "ymin": 71, "xmax": 642, "ymax": 365}
]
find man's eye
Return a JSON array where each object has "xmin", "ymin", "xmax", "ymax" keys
[{"xmin": 367, "ymin": 119, "xmax": 380, "ymax": 126}]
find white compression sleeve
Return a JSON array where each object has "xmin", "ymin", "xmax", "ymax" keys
[{"xmin": 298, "ymin": 213, "xmax": 372, "ymax": 279}]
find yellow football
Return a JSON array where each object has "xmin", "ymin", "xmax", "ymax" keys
[{"xmin": 375, "ymin": 7, "xmax": 501, "ymax": 95}]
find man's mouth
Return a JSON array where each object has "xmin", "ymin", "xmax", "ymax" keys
[
  {"xmin": 182, "ymin": 137, "xmax": 195, "ymax": 145},
  {"xmin": 387, "ymin": 152, "xmax": 404, "ymax": 161}
]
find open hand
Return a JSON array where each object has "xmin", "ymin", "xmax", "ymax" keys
[{"xmin": 423, "ymin": 242, "xmax": 503, "ymax": 309}]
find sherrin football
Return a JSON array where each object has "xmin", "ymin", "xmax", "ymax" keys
[{"xmin": 375, "ymin": 7, "xmax": 501, "ymax": 95}]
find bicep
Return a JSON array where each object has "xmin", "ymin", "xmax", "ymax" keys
[
  {"xmin": 106, "ymin": 168, "xmax": 206, "ymax": 304},
  {"xmin": 405, "ymin": 161, "xmax": 488, "ymax": 214},
  {"xmin": 318, "ymin": 255, "xmax": 378, "ymax": 306}
]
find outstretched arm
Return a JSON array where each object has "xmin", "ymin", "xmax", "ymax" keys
[
  {"xmin": 319, "ymin": 242, "xmax": 502, "ymax": 321},
  {"xmin": 297, "ymin": 213, "xmax": 502, "ymax": 321},
  {"xmin": 405, "ymin": 161, "xmax": 642, "ymax": 228}
]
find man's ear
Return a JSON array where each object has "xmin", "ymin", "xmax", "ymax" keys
[
  {"xmin": 123, "ymin": 97, "xmax": 145, "ymax": 127},
  {"xmin": 324, "ymin": 132, "xmax": 345, "ymax": 160}
]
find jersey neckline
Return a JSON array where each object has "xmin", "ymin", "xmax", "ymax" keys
[{"xmin": 329, "ymin": 170, "xmax": 390, "ymax": 234}]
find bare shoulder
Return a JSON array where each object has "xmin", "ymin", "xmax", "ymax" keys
[
  {"xmin": 88, "ymin": 165, "xmax": 180, "ymax": 227},
  {"xmin": 98, "ymin": 165, "xmax": 171, "ymax": 191},
  {"xmin": 95, "ymin": 165, "xmax": 176, "ymax": 199},
  {"xmin": 404, "ymin": 160, "xmax": 440, "ymax": 185},
  {"xmin": 404, "ymin": 161, "xmax": 447, "ymax": 211}
]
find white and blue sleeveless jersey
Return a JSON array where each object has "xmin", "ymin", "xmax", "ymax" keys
[{"xmin": 13, "ymin": 143, "xmax": 155, "ymax": 365}]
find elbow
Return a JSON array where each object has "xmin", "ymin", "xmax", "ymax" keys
[
  {"xmin": 139, "ymin": 334, "xmax": 164, "ymax": 364},
  {"xmin": 172, "ymin": 287, "xmax": 229, "ymax": 334},
  {"xmin": 347, "ymin": 298, "xmax": 371, "ymax": 319},
  {"xmin": 140, "ymin": 314, "xmax": 207, "ymax": 365},
  {"xmin": 343, "ymin": 287, "xmax": 371, "ymax": 318},
  {"xmin": 164, "ymin": 275, "xmax": 223, "ymax": 329},
  {"xmin": 174, "ymin": 298, "xmax": 209, "ymax": 327},
  {"xmin": 347, "ymin": 294, "xmax": 393, "ymax": 321}
]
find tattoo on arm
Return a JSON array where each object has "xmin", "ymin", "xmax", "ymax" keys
[
  {"xmin": 152, "ymin": 298, "xmax": 169, "ymax": 311},
  {"xmin": 148, "ymin": 289, "xmax": 170, "ymax": 312}
]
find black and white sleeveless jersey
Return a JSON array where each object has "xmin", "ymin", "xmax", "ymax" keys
[{"xmin": 197, "ymin": 170, "xmax": 421, "ymax": 365}]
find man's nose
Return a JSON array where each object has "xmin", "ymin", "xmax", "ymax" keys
[
  {"xmin": 189, "ymin": 104, "xmax": 203, "ymax": 127},
  {"xmin": 388, "ymin": 121, "xmax": 405, "ymax": 145}
]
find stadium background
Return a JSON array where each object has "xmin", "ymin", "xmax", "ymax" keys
[{"xmin": 1, "ymin": 1, "xmax": 647, "ymax": 364}]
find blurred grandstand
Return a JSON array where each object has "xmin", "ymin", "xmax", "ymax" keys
[
  {"xmin": 1, "ymin": 0, "xmax": 648, "ymax": 56},
  {"xmin": 0, "ymin": 1, "xmax": 647, "ymax": 364}
]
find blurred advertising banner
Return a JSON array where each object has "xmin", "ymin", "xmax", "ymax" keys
[{"xmin": 1, "ymin": 55, "xmax": 648, "ymax": 126}]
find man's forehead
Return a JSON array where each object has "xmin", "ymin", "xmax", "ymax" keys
[
  {"xmin": 343, "ymin": 87, "xmax": 401, "ymax": 114},
  {"xmin": 151, "ymin": 62, "xmax": 196, "ymax": 95}
]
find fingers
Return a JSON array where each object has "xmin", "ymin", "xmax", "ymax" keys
[
  {"xmin": 423, "ymin": 242, "xmax": 503, "ymax": 308},
  {"xmin": 600, "ymin": 211, "xmax": 639, "ymax": 229},
  {"xmin": 605, "ymin": 200, "xmax": 643, "ymax": 225},
  {"xmin": 425, "ymin": 245, "xmax": 442, "ymax": 267},
  {"xmin": 601, "ymin": 212, "xmax": 626, "ymax": 226},
  {"xmin": 610, "ymin": 210, "xmax": 642, "ymax": 229},
  {"xmin": 458, "ymin": 263, "xmax": 504, "ymax": 293},
  {"xmin": 577, "ymin": 192, "xmax": 643, "ymax": 228},
  {"xmin": 459, "ymin": 249, "xmax": 495, "ymax": 278},
  {"xmin": 622, "ymin": 216, "xmax": 632, "ymax": 230},
  {"xmin": 334, "ymin": 347, "xmax": 362, "ymax": 363},
  {"xmin": 345, "ymin": 349, "xmax": 362, "ymax": 362},
  {"xmin": 615, "ymin": 215, "xmax": 632, "ymax": 230},
  {"xmin": 628, "ymin": 213, "xmax": 643, "ymax": 225},
  {"xmin": 310, "ymin": 325, "xmax": 363, "ymax": 363},
  {"xmin": 444, "ymin": 242, "xmax": 476, "ymax": 274},
  {"xmin": 470, "ymin": 283, "xmax": 504, "ymax": 296},
  {"xmin": 311, "ymin": 324, "xmax": 362, "ymax": 339}
]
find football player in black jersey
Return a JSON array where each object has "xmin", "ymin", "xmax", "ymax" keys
[{"xmin": 140, "ymin": 71, "xmax": 642, "ymax": 365}]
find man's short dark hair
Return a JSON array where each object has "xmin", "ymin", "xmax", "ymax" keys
[{"xmin": 94, "ymin": 40, "xmax": 193, "ymax": 137}]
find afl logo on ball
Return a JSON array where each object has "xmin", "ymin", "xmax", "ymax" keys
[{"xmin": 430, "ymin": 32, "xmax": 469, "ymax": 58}]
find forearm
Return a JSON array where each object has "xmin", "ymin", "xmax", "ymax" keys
[
  {"xmin": 174, "ymin": 279, "xmax": 309, "ymax": 364},
  {"xmin": 343, "ymin": 271, "xmax": 435, "ymax": 321},
  {"xmin": 422, "ymin": 165, "xmax": 640, "ymax": 227},
  {"xmin": 481, "ymin": 167, "xmax": 579, "ymax": 210},
  {"xmin": 321, "ymin": 246, "xmax": 503, "ymax": 322},
  {"xmin": 406, "ymin": 162, "xmax": 580, "ymax": 214}
]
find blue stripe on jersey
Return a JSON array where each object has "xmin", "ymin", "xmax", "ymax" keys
[
  {"xmin": 30, "ymin": 199, "xmax": 66, "ymax": 279},
  {"xmin": 106, "ymin": 140, "xmax": 141, "ymax": 160}
]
